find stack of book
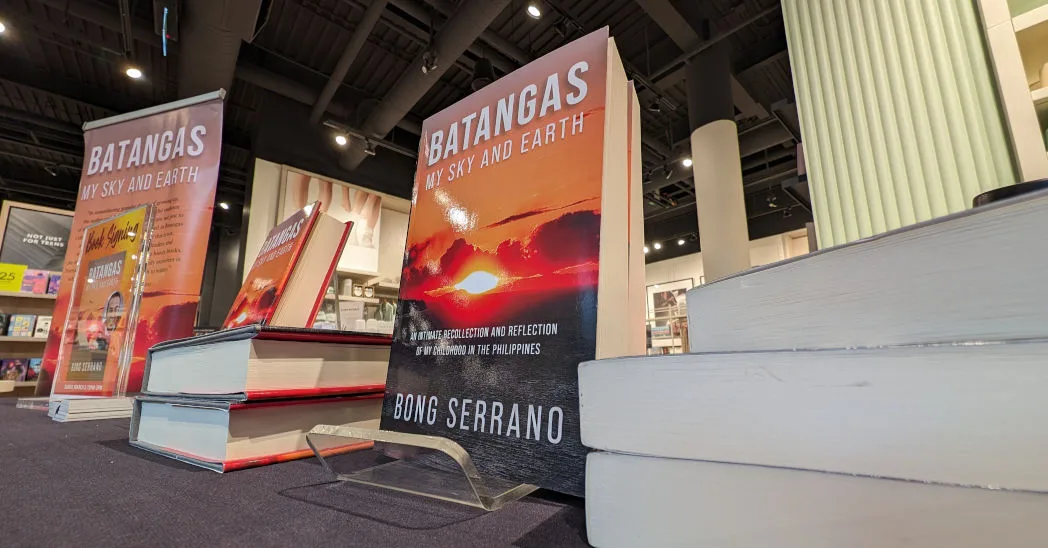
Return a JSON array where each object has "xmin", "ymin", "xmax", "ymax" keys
[
  {"xmin": 129, "ymin": 324, "xmax": 390, "ymax": 471},
  {"xmin": 580, "ymin": 189, "xmax": 1048, "ymax": 546},
  {"xmin": 129, "ymin": 202, "xmax": 391, "ymax": 469}
]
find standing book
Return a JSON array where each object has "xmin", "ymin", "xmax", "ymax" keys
[
  {"xmin": 50, "ymin": 205, "xmax": 153, "ymax": 398},
  {"xmin": 380, "ymin": 27, "xmax": 635, "ymax": 496},
  {"xmin": 224, "ymin": 203, "xmax": 350, "ymax": 329}
]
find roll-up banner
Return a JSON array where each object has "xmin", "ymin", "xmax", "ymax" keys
[{"xmin": 39, "ymin": 91, "xmax": 225, "ymax": 397}]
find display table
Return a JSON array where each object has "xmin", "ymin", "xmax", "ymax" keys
[{"xmin": 0, "ymin": 400, "xmax": 587, "ymax": 546}]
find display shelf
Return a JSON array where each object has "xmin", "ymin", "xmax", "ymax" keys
[
  {"xmin": 0, "ymin": 291, "xmax": 56, "ymax": 300},
  {"xmin": 14, "ymin": 381, "xmax": 36, "ymax": 388},
  {"xmin": 336, "ymin": 267, "xmax": 381, "ymax": 278},
  {"xmin": 1014, "ymin": 3, "xmax": 1048, "ymax": 32},
  {"xmin": 0, "ymin": 336, "xmax": 46, "ymax": 343},
  {"xmin": 339, "ymin": 295, "xmax": 380, "ymax": 304}
]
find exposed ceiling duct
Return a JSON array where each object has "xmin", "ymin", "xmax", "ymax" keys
[
  {"xmin": 310, "ymin": 0, "xmax": 389, "ymax": 123},
  {"xmin": 340, "ymin": 0, "xmax": 512, "ymax": 170},
  {"xmin": 177, "ymin": 0, "xmax": 263, "ymax": 98}
]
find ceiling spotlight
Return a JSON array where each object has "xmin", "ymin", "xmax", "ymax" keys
[
  {"xmin": 421, "ymin": 50, "xmax": 439, "ymax": 74},
  {"xmin": 783, "ymin": 208, "xmax": 792, "ymax": 218},
  {"xmin": 646, "ymin": 99, "xmax": 662, "ymax": 113},
  {"xmin": 125, "ymin": 67, "xmax": 143, "ymax": 79},
  {"xmin": 43, "ymin": 165, "xmax": 58, "ymax": 177},
  {"xmin": 681, "ymin": 157, "xmax": 693, "ymax": 168},
  {"xmin": 0, "ymin": 21, "xmax": 7, "ymax": 34},
  {"xmin": 643, "ymin": 245, "xmax": 649, "ymax": 254},
  {"xmin": 363, "ymin": 139, "xmax": 377, "ymax": 157},
  {"xmin": 527, "ymin": 3, "xmax": 542, "ymax": 18},
  {"xmin": 653, "ymin": 242, "xmax": 662, "ymax": 250},
  {"xmin": 219, "ymin": 202, "xmax": 230, "ymax": 210},
  {"xmin": 334, "ymin": 134, "xmax": 348, "ymax": 147},
  {"xmin": 677, "ymin": 239, "xmax": 685, "ymax": 246}
]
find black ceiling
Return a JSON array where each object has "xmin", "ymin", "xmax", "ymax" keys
[{"xmin": 0, "ymin": 0, "xmax": 811, "ymax": 261}]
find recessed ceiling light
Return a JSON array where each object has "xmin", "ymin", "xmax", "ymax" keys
[
  {"xmin": 125, "ymin": 67, "xmax": 143, "ymax": 79},
  {"xmin": 643, "ymin": 245, "xmax": 649, "ymax": 254},
  {"xmin": 219, "ymin": 202, "xmax": 230, "ymax": 210},
  {"xmin": 0, "ymin": 21, "xmax": 7, "ymax": 34},
  {"xmin": 334, "ymin": 134, "xmax": 348, "ymax": 146},
  {"xmin": 527, "ymin": 3, "xmax": 541, "ymax": 18},
  {"xmin": 681, "ymin": 157, "xmax": 693, "ymax": 168},
  {"xmin": 677, "ymin": 239, "xmax": 685, "ymax": 246},
  {"xmin": 653, "ymin": 242, "xmax": 662, "ymax": 250}
]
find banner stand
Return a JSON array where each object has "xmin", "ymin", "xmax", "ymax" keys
[{"xmin": 306, "ymin": 425, "xmax": 537, "ymax": 511}]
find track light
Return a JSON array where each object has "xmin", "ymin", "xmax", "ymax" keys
[
  {"xmin": 653, "ymin": 242, "xmax": 662, "ymax": 250},
  {"xmin": 363, "ymin": 139, "xmax": 377, "ymax": 157},
  {"xmin": 527, "ymin": 3, "xmax": 542, "ymax": 18},
  {"xmin": 643, "ymin": 245, "xmax": 649, "ymax": 254},
  {"xmin": 681, "ymin": 157, "xmax": 693, "ymax": 168},
  {"xmin": 421, "ymin": 50, "xmax": 438, "ymax": 74},
  {"xmin": 218, "ymin": 202, "xmax": 230, "ymax": 210},
  {"xmin": 125, "ymin": 67, "xmax": 143, "ymax": 79},
  {"xmin": 334, "ymin": 134, "xmax": 348, "ymax": 147},
  {"xmin": 677, "ymin": 239, "xmax": 685, "ymax": 246},
  {"xmin": 0, "ymin": 21, "xmax": 7, "ymax": 34}
]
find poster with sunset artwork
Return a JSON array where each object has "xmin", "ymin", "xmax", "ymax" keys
[{"xmin": 381, "ymin": 27, "xmax": 633, "ymax": 496}]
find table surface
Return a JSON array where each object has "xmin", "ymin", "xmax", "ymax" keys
[{"xmin": 0, "ymin": 400, "xmax": 589, "ymax": 547}]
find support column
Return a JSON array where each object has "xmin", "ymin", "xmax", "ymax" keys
[
  {"xmin": 686, "ymin": 43, "xmax": 751, "ymax": 282},
  {"xmin": 782, "ymin": 0, "xmax": 1017, "ymax": 248}
]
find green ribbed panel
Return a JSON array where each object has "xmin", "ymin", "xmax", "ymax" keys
[{"xmin": 783, "ymin": 0, "xmax": 1017, "ymax": 247}]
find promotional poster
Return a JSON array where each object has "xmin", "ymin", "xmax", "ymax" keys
[
  {"xmin": 224, "ymin": 204, "xmax": 319, "ymax": 328},
  {"xmin": 38, "ymin": 93, "xmax": 224, "ymax": 395},
  {"xmin": 381, "ymin": 28, "xmax": 611, "ymax": 496},
  {"xmin": 51, "ymin": 206, "xmax": 151, "ymax": 397},
  {"xmin": 282, "ymin": 169, "xmax": 382, "ymax": 274},
  {"xmin": 0, "ymin": 202, "xmax": 74, "ymax": 271}
]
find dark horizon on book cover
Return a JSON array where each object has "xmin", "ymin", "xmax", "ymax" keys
[{"xmin": 380, "ymin": 28, "xmax": 613, "ymax": 496}]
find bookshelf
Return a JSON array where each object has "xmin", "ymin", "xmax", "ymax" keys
[{"xmin": 0, "ymin": 291, "xmax": 56, "ymax": 392}]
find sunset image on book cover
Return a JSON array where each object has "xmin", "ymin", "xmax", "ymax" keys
[{"xmin": 382, "ymin": 28, "xmax": 631, "ymax": 496}]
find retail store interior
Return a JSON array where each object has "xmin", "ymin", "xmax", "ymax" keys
[{"xmin": 1, "ymin": 0, "xmax": 1047, "ymax": 545}]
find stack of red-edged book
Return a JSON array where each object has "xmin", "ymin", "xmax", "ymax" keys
[
  {"xmin": 130, "ymin": 202, "xmax": 391, "ymax": 472},
  {"xmin": 130, "ymin": 324, "xmax": 392, "ymax": 471}
]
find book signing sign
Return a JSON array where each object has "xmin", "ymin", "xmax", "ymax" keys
[
  {"xmin": 40, "ymin": 93, "xmax": 224, "ymax": 397},
  {"xmin": 383, "ymin": 28, "xmax": 617, "ymax": 496}
]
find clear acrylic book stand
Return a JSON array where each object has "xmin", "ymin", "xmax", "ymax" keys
[{"xmin": 306, "ymin": 425, "xmax": 537, "ymax": 511}]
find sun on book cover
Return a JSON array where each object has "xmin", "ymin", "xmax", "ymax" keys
[
  {"xmin": 52, "ymin": 205, "xmax": 152, "ymax": 397},
  {"xmin": 224, "ymin": 204, "xmax": 319, "ymax": 329},
  {"xmin": 381, "ymin": 28, "xmax": 616, "ymax": 496}
]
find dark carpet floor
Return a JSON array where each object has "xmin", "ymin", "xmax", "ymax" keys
[{"xmin": 0, "ymin": 400, "xmax": 589, "ymax": 547}]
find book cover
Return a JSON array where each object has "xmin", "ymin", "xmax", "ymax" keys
[
  {"xmin": 26, "ymin": 358, "xmax": 41, "ymax": 381},
  {"xmin": 21, "ymin": 269, "xmax": 49, "ymax": 294},
  {"xmin": 223, "ymin": 203, "xmax": 320, "ymax": 329},
  {"xmin": 9, "ymin": 314, "xmax": 35, "ymax": 337},
  {"xmin": 2, "ymin": 359, "xmax": 27, "ymax": 381},
  {"xmin": 51, "ymin": 205, "xmax": 152, "ymax": 397},
  {"xmin": 34, "ymin": 315, "xmax": 52, "ymax": 338},
  {"xmin": 380, "ymin": 28, "xmax": 613, "ymax": 496},
  {"xmin": 47, "ymin": 273, "xmax": 61, "ymax": 295},
  {"xmin": 0, "ymin": 313, "xmax": 9, "ymax": 337}
]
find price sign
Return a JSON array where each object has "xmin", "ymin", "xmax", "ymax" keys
[{"xmin": 0, "ymin": 263, "xmax": 27, "ymax": 292}]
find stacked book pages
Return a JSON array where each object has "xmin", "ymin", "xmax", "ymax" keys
[
  {"xmin": 580, "ymin": 189, "xmax": 1048, "ymax": 547},
  {"xmin": 130, "ymin": 325, "xmax": 391, "ymax": 471}
]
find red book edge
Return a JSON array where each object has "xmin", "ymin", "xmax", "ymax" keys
[
  {"xmin": 242, "ymin": 384, "xmax": 386, "ymax": 401},
  {"xmin": 228, "ymin": 392, "xmax": 384, "ymax": 410},
  {"xmin": 222, "ymin": 440, "xmax": 374, "ymax": 471},
  {"xmin": 304, "ymin": 219, "xmax": 354, "ymax": 327},
  {"xmin": 253, "ymin": 327, "xmax": 392, "ymax": 345},
  {"xmin": 265, "ymin": 205, "xmax": 322, "ymax": 325}
]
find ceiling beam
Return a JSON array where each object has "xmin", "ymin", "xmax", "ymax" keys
[{"xmin": 311, "ymin": 0, "xmax": 390, "ymax": 123}]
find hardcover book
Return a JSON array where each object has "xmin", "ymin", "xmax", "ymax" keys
[
  {"xmin": 50, "ymin": 205, "xmax": 153, "ymax": 397},
  {"xmin": 380, "ymin": 28, "xmax": 636, "ymax": 496},
  {"xmin": 8, "ymin": 314, "xmax": 35, "ymax": 337},
  {"xmin": 0, "ymin": 313, "xmax": 8, "ymax": 336},
  {"xmin": 26, "ymin": 358, "xmax": 41, "ymax": 381},
  {"xmin": 34, "ymin": 315, "xmax": 52, "ymax": 338},
  {"xmin": 21, "ymin": 269, "xmax": 49, "ymax": 294},
  {"xmin": 1, "ymin": 358, "xmax": 27, "ymax": 381},
  {"xmin": 223, "ymin": 203, "xmax": 350, "ymax": 329},
  {"xmin": 46, "ymin": 273, "xmax": 60, "ymax": 295}
]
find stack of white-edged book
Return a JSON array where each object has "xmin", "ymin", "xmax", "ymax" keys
[
  {"xmin": 48, "ymin": 397, "xmax": 134, "ymax": 422},
  {"xmin": 580, "ymin": 189, "xmax": 1048, "ymax": 547}
]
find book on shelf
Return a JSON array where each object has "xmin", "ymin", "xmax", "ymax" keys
[
  {"xmin": 141, "ymin": 324, "xmax": 391, "ymax": 400},
  {"xmin": 585, "ymin": 452, "xmax": 1048, "ymax": 548},
  {"xmin": 21, "ymin": 269, "xmax": 48, "ymax": 294},
  {"xmin": 224, "ymin": 202, "xmax": 351, "ymax": 330},
  {"xmin": 579, "ymin": 339, "xmax": 1048, "ymax": 493},
  {"xmin": 46, "ymin": 273, "xmax": 60, "ymax": 295},
  {"xmin": 25, "ymin": 358, "xmax": 41, "ymax": 381},
  {"xmin": 1, "ymin": 358, "xmax": 27, "ymax": 381},
  {"xmin": 33, "ymin": 315, "xmax": 51, "ymax": 338},
  {"xmin": 7, "ymin": 314, "xmax": 35, "ymax": 337},
  {"xmin": 129, "ymin": 393, "xmax": 382, "ymax": 472},
  {"xmin": 0, "ymin": 313, "xmax": 9, "ymax": 336},
  {"xmin": 685, "ymin": 188, "xmax": 1048, "ymax": 353}
]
